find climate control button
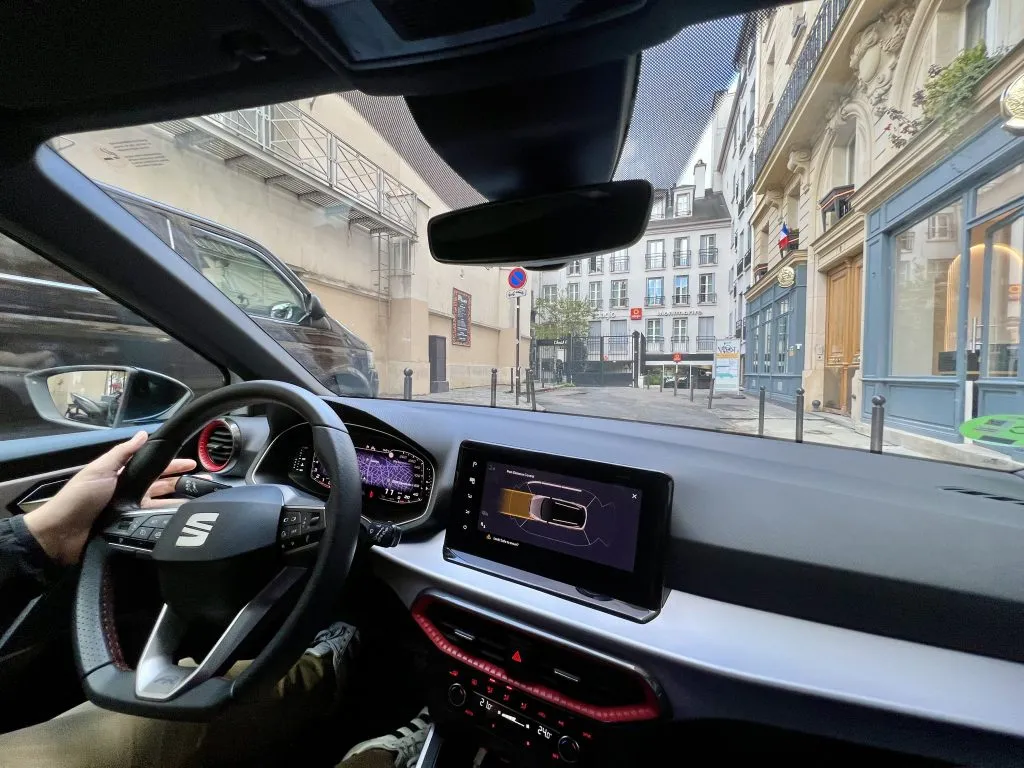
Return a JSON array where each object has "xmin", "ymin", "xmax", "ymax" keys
[
  {"xmin": 557, "ymin": 735, "xmax": 580, "ymax": 764},
  {"xmin": 447, "ymin": 683, "xmax": 468, "ymax": 708}
]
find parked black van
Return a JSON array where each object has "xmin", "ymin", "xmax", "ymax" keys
[{"xmin": 0, "ymin": 185, "xmax": 378, "ymax": 431}]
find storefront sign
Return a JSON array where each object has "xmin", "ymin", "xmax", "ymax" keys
[
  {"xmin": 655, "ymin": 308, "xmax": 702, "ymax": 316},
  {"xmin": 452, "ymin": 288, "xmax": 472, "ymax": 347},
  {"xmin": 630, "ymin": 307, "xmax": 643, "ymax": 320},
  {"xmin": 1000, "ymin": 72, "xmax": 1024, "ymax": 135},
  {"xmin": 714, "ymin": 340, "xmax": 740, "ymax": 394},
  {"xmin": 778, "ymin": 266, "xmax": 796, "ymax": 288}
]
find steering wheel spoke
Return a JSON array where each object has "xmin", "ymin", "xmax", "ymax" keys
[
  {"xmin": 279, "ymin": 503, "xmax": 326, "ymax": 553},
  {"xmin": 135, "ymin": 566, "xmax": 306, "ymax": 701},
  {"xmin": 102, "ymin": 509, "xmax": 180, "ymax": 554}
]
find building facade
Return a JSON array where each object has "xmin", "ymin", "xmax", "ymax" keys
[
  {"xmin": 745, "ymin": 0, "xmax": 1024, "ymax": 446},
  {"xmin": 538, "ymin": 165, "xmax": 731, "ymax": 369}
]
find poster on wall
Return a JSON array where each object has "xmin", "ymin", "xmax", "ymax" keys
[
  {"xmin": 452, "ymin": 288, "xmax": 472, "ymax": 347},
  {"xmin": 714, "ymin": 339, "xmax": 740, "ymax": 394}
]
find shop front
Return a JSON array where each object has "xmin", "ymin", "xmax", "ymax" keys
[
  {"xmin": 743, "ymin": 260, "xmax": 807, "ymax": 403},
  {"xmin": 862, "ymin": 119, "xmax": 1024, "ymax": 441}
]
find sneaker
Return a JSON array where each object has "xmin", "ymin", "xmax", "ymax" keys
[
  {"xmin": 342, "ymin": 707, "xmax": 432, "ymax": 768},
  {"xmin": 307, "ymin": 621, "xmax": 360, "ymax": 679}
]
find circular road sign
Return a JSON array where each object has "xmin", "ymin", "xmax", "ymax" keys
[
  {"xmin": 673, "ymin": 353, "xmax": 682, "ymax": 363},
  {"xmin": 508, "ymin": 268, "xmax": 528, "ymax": 289}
]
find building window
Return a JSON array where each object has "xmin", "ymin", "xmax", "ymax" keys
[
  {"xmin": 650, "ymin": 195, "xmax": 666, "ymax": 220},
  {"xmin": 674, "ymin": 193, "xmax": 691, "ymax": 217},
  {"xmin": 699, "ymin": 235, "xmax": 718, "ymax": 266},
  {"xmin": 588, "ymin": 281, "xmax": 603, "ymax": 310},
  {"xmin": 610, "ymin": 279, "xmax": 629, "ymax": 308},
  {"xmin": 609, "ymin": 249, "xmax": 629, "ymax": 272},
  {"xmin": 673, "ymin": 237, "xmax": 690, "ymax": 267},
  {"xmin": 542, "ymin": 285, "xmax": 558, "ymax": 302},
  {"xmin": 698, "ymin": 273, "xmax": 716, "ymax": 304},
  {"xmin": 673, "ymin": 275, "xmax": 690, "ymax": 305},
  {"xmin": 965, "ymin": 0, "xmax": 990, "ymax": 49},
  {"xmin": 646, "ymin": 318, "xmax": 664, "ymax": 341},
  {"xmin": 566, "ymin": 260, "xmax": 581, "ymax": 276},
  {"xmin": 588, "ymin": 255, "xmax": 603, "ymax": 274},
  {"xmin": 588, "ymin": 320, "xmax": 602, "ymax": 338},
  {"xmin": 775, "ymin": 307, "xmax": 790, "ymax": 373},
  {"xmin": 645, "ymin": 277, "xmax": 664, "ymax": 306},
  {"xmin": 566, "ymin": 282, "xmax": 580, "ymax": 301},
  {"xmin": 672, "ymin": 318, "xmax": 688, "ymax": 346},
  {"xmin": 646, "ymin": 241, "xmax": 666, "ymax": 270},
  {"xmin": 897, "ymin": 232, "xmax": 915, "ymax": 251},
  {"xmin": 697, "ymin": 316, "xmax": 715, "ymax": 351},
  {"xmin": 891, "ymin": 202, "xmax": 962, "ymax": 377}
]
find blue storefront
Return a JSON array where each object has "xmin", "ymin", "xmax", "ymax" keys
[
  {"xmin": 863, "ymin": 119, "xmax": 1024, "ymax": 440},
  {"xmin": 743, "ymin": 261, "xmax": 807, "ymax": 403}
]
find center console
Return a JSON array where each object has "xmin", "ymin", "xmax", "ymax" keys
[
  {"xmin": 442, "ymin": 442, "xmax": 673, "ymax": 621},
  {"xmin": 414, "ymin": 593, "xmax": 665, "ymax": 767}
]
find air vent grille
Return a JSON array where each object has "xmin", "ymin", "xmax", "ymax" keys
[
  {"xmin": 941, "ymin": 487, "xmax": 1024, "ymax": 506},
  {"xmin": 198, "ymin": 419, "xmax": 236, "ymax": 472}
]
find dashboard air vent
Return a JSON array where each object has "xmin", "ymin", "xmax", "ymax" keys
[{"xmin": 197, "ymin": 419, "xmax": 237, "ymax": 472}]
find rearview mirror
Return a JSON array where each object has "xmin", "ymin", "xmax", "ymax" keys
[
  {"xmin": 428, "ymin": 180, "xmax": 653, "ymax": 267},
  {"xmin": 24, "ymin": 366, "xmax": 192, "ymax": 431}
]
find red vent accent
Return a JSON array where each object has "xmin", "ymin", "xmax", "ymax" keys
[
  {"xmin": 197, "ymin": 419, "xmax": 234, "ymax": 472},
  {"xmin": 413, "ymin": 598, "xmax": 660, "ymax": 724}
]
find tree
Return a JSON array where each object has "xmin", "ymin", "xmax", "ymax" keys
[{"xmin": 533, "ymin": 291, "xmax": 594, "ymax": 340}]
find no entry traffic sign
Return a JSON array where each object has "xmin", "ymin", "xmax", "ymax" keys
[{"xmin": 508, "ymin": 267, "xmax": 528, "ymax": 289}]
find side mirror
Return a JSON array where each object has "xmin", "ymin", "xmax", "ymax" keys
[
  {"xmin": 306, "ymin": 294, "xmax": 327, "ymax": 321},
  {"xmin": 270, "ymin": 302, "xmax": 305, "ymax": 323},
  {"xmin": 24, "ymin": 366, "xmax": 192, "ymax": 431}
]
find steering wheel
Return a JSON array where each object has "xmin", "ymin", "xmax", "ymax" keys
[{"xmin": 72, "ymin": 381, "xmax": 362, "ymax": 720}]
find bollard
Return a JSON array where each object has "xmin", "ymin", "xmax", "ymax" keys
[
  {"xmin": 758, "ymin": 386, "xmax": 766, "ymax": 437},
  {"xmin": 529, "ymin": 370, "xmax": 538, "ymax": 412},
  {"xmin": 660, "ymin": 372, "xmax": 664, "ymax": 393},
  {"xmin": 403, "ymin": 368, "xmax": 413, "ymax": 401},
  {"xmin": 508, "ymin": 368, "xmax": 514, "ymax": 394},
  {"xmin": 870, "ymin": 395, "xmax": 887, "ymax": 454},
  {"xmin": 525, "ymin": 369, "xmax": 532, "ymax": 404},
  {"xmin": 690, "ymin": 370, "xmax": 695, "ymax": 402},
  {"xmin": 795, "ymin": 388, "xmax": 805, "ymax": 443},
  {"xmin": 490, "ymin": 368, "xmax": 498, "ymax": 408},
  {"xmin": 515, "ymin": 367, "xmax": 521, "ymax": 406},
  {"xmin": 707, "ymin": 377, "xmax": 715, "ymax": 409},
  {"xmin": 673, "ymin": 365, "xmax": 678, "ymax": 397}
]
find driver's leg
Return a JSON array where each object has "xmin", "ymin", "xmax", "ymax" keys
[{"xmin": 0, "ymin": 622, "xmax": 358, "ymax": 768}]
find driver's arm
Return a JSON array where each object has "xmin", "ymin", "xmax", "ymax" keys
[{"xmin": 0, "ymin": 433, "xmax": 195, "ymax": 628}]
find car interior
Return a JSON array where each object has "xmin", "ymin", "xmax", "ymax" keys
[{"xmin": 3, "ymin": 1, "xmax": 1024, "ymax": 766}]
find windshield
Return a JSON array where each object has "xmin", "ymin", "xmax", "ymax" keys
[{"xmin": 52, "ymin": 1, "xmax": 1024, "ymax": 470}]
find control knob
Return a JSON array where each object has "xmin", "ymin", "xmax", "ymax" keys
[
  {"xmin": 447, "ymin": 682, "xmax": 467, "ymax": 708},
  {"xmin": 557, "ymin": 735, "xmax": 580, "ymax": 764}
]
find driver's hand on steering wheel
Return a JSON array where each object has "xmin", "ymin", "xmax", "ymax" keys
[{"xmin": 23, "ymin": 431, "xmax": 196, "ymax": 566}]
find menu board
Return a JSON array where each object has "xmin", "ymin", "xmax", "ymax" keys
[{"xmin": 452, "ymin": 288, "xmax": 472, "ymax": 347}]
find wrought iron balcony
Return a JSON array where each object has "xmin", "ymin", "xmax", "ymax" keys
[
  {"xmin": 610, "ymin": 258, "xmax": 630, "ymax": 273},
  {"xmin": 754, "ymin": 0, "xmax": 850, "ymax": 181},
  {"xmin": 673, "ymin": 250, "xmax": 690, "ymax": 268},
  {"xmin": 743, "ymin": 249, "xmax": 752, "ymax": 270},
  {"xmin": 610, "ymin": 298, "xmax": 629, "ymax": 309},
  {"xmin": 644, "ymin": 295, "xmax": 665, "ymax": 307},
  {"xmin": 698, "ymin": 292, "xmax": 717, "ymax": 305},
  {"xmin": 696, "ymin": 336, "xmax": 716, "ymax": 352},
  {"xmin": 155, "ymin": 102, "xmax": 420, "ymax": 239},
  {"xmin": 698, "ymin": 248, "xmax": 718, "ymax": 266},
  {"xmin": 589, "ymin": 298, "xmax": 604, "ymax": 310},
  {"xmin": 645, "ymin": 255, "xmax": 666, "ymax": 270},
  {"xmin": 646, "ymin": 337, "xmax": 665, "ymax": 353},
  {"xmin": 670, "ymin": 336, "xmax": 689, "ymax": 352},
  {"xmin": 672, "ymin": 293, "xmax": 690, "ymax": 306}
]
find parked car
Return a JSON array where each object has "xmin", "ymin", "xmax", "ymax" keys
[{"xmin": 0, "ymin": 186, "xmax": 378, "ymax": 429}]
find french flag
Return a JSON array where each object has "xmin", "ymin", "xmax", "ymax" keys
[{"xmin": 778, "ymin": 223, "xmax": 790, "ymax": 251}]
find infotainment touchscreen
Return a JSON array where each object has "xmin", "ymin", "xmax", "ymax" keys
[
  {"xmin": 444, "ymin": 442, "xmax": 672, "ymax": 612},
  {"xmin": 478, "ymin": 461, "xmax": 642, "ymax": 572}
]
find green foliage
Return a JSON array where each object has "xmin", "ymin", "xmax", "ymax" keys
[
  {"xmin": 885, "ymin": 43, "xmax": 1001, "ymax": 149},
  {"xmin": 534, "ymin": 291, "xmax": 594, "ymax": 340}
]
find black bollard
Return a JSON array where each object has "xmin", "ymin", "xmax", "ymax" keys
[
  {"xmin": 508, "ymin": 368, "xmax": 514, "ymax": 394},
  {"xmin": 525, "ymin": 369, "xmax": 532, "ymax": 404},
  {"xmin": 660, "ymin": 371, "xmax": 664, "ymax": 393},
  {"xmin": 870, "ymin": 395, "xmax": 887, "ymax": 454},
  {"xmin": 529, "ymin": 370, "xmax": 537, "ymax": 412},
  {"xmin": 673, "ymin": 365, "xmax": 678, "ymax": 397},
  {"xmin": 707, "ymin": 377, "xmax": 715, "ymax": 409},
  {"xmin": 490, "ymin": 368, "xmax": 498, "ymax": 408},
  {"xmin": 758, "ymin": 386, "xmax": 766, "ymax": 437},
  {"xmin": 690, "ymin": 368, "xmax": 695, "ymax": 402},
  {"xmin": 403, "ymin": 368, "xmax": 413, "ymax": 401},
  {"xmin": 795, "ymin": 388, "xmax": 805, "ymax": 443}
]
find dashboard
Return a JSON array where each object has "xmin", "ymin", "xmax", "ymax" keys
[{"xmin": 185, "ymin": 398, "xmax": 1024, "ymax": 767}]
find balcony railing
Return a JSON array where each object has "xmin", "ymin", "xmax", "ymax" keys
[
  {"xmin": 670, "ymin": 336, "xmax": 689, "ymax": 352},
  {"xmin": 743, "ymin": 249, "xmax": 752, "ymax": 270},
  {"xmin": 696, "ymin": 336, "xmax": 716, "ymax": 352},
  {"xmin": 754, "ymin": 0, "xmax": 850, "ymax": 180},
  {"xmin": 646, "ymin": 337, "xmax": 665, "ymax": 353},
  {"xmin": 673, "ymin": 250, "xmax": 690, "ymax": 268},
  {"xmin": 610, "ymin": 298, "xmax": 629, "ymax": 309},
  {"xmin": 672, "ymin": 293, "xmax": 690, "ymax": 306},
  {"xmin": 610, "ymin": 259, "xmax": 630, "ymax": 273},
  {"xmin": 645, "ymin": 256, "xmax": 666, "ymax": 270},
  {"xmin": 698, "ymin": 247, "xmax": 718, "ymax": 266},
  {"xmin": 589, "ymin": 298, "xmax": 604, "ymax": 310},
  {"xmin": 644, "ymin": 295, "xmax": 665, "ymax": 307},
  {"xmin": 698, "ymin": 292, "xmax": 717, "ymax": 305}
]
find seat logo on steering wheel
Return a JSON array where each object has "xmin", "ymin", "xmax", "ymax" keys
[{"xmin": 175, "ymin": 512, "xmax": 219, "ymax": 547}]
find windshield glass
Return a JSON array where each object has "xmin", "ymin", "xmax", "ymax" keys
[{"xmin": 52, "ymin": 1, "xmax": 1024, "ymax": 470}]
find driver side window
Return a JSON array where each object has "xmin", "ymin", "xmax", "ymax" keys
[{"xmin": 191, "ymin": 229, "xmax": 305, "ymax": 323}]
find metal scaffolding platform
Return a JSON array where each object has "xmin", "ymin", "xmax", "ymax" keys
[{"xmin": 154, "ymin": 103, "xmax": 419, "ymax": 241}]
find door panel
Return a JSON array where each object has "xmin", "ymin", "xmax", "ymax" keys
[{"xmin": 823, "ymin": 257, "xmax": 863, "ymax": 413}]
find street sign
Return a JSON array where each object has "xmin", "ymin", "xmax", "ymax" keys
[
  {"xmin": 672, "ymin": 352, "xmax": 682, "ymax": 363},
  {"xmin": 508, "ymin": 267, "xmax": 528, "ymax": 289},
  {"xmin": 506, "ymin": 288, "xmax": 527, "ymax": 298}
]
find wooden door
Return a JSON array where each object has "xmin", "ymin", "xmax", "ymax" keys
[{"xmin": 823, "ymin": 257, "xmax": 863, "ymax": 413}]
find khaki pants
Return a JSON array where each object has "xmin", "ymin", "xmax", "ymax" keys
[{"xmin": 0, "ymin": 654, "xmax": 336, "ymax": 768}]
